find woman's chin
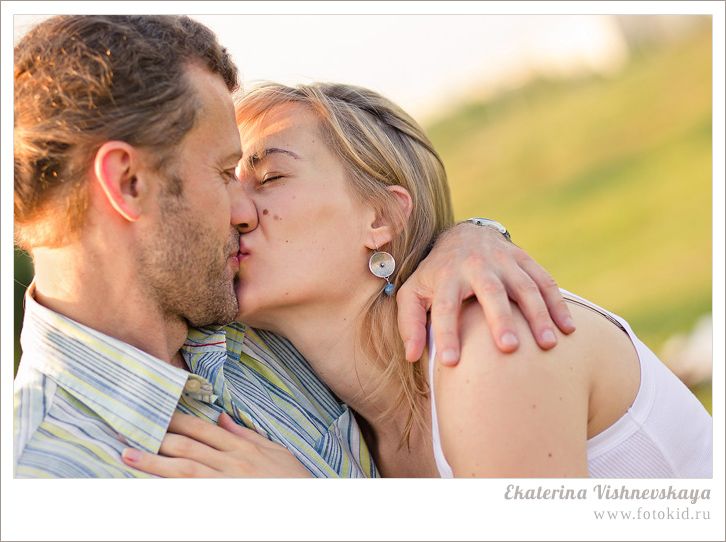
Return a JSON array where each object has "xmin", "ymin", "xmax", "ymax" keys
[
  {"xmin": 233, "ymin": 298, "xmax": 269, "ymax": 329},
  {"xmin": 233, "ymin": 288, "xmax": 254, "ymax": 323}
]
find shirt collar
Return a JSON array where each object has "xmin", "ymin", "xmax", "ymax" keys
[
  {"xmin": 182, "ymin": 325, "xmax": 231, "ymax": 354},
  {"xmin": 181, "ymin": 322, "xmax": 247, "ymax": 372},
  {"xmin": 21, "ymin": 284, "xmax": 196, "ymax": 453}
]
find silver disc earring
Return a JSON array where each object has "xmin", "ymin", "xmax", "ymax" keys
[{"xmin": 369, "ymin": 245, "xmax": 396, "ymax": 296}]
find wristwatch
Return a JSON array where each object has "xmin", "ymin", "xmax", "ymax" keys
[{"xmin": 465, "ymin": 218, "xmax": 511, "ymax": 241}]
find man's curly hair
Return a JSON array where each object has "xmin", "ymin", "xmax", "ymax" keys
[{"xmin": 14, "ymin": 15, "xmax": 239, "ymax": 250}]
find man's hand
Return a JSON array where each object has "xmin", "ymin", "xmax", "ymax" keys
[
  {"xmin": 396, "ymin": 222, "xmax": 575, "ymax": 365},
  {"xmin": 121, "ymin": 412, "xmax": 312, "ymax": 478}
]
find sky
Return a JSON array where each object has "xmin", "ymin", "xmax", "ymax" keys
[
  {"xmin": 10, "ymin": 11, "xmax": 637, "ymax": 124},
  {"xmin": 8, "ymin": 8, "xmax": 718, "ymax": 125},
  {"xmin": 188, "ymin": 13, "xmax": 629, "ymax": 122},
  {"xmin": 2, "ymin": 2, "xmax": 725, "ymax": 541}
]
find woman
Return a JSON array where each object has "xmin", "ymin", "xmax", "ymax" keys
[{"xmin": 124, "ymin": 82, "xmax": 712, "ymax": 477}]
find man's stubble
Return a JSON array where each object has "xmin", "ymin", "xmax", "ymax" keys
[{"xmin": 136, "ymin": 174, "xmax": 240, "ymax": 329}]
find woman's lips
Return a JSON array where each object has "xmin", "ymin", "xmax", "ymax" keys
[{"xmin": 238, "ymin": 241, "xmax": 251, "ymax": 261}]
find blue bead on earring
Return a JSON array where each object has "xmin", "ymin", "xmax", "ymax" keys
[{"xmin": 368, "ymin": 245, "xmax": 396, "ymax": 296}]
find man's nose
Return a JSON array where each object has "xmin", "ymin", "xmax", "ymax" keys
[{"xmin": 229, "ymin": 178, "xmax": 258, "ymax": 233}]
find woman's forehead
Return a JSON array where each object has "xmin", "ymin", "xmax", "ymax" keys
[{"xmin": 240, "ymin": 104, "xmax": 321, "ymax": 147}]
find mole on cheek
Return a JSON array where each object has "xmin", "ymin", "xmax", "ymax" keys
[{"xmin": 262, "ymin": 209, "xmax": 269, "ymax": 216}]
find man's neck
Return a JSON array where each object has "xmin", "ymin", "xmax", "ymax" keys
[{"xmin": 32, "ymin": 245, "xmax": 188, "ymax": 365}]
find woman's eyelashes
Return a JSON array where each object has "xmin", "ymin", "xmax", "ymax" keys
[{"xmin": 260, "ymin": 173, "xmax": 284, "ymax": 185}]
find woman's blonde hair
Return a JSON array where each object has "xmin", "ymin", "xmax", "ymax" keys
[{"xmin": 235, "ymin": 82, "xmax": 455, "ymax": 446}]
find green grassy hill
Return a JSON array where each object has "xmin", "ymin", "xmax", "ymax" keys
[{"xmin": 427, "ymin": 25, "xmax": 712, "ymax": 353}]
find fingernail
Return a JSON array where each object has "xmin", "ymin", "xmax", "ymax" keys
[
  {"xmin": 501, "ymin": 332, "xmax": 519, "ymax": 348},
  {"xmin": 441, "ymin": 349, "xmax": 458, "ymax": 364},
  {"xmin": 542, "ymin": 329, "xmax": 557, "ymax": 345},
  {"xmin": 564, "ymin": 317, "xmax": 575, "ymax": 330},
  {"xmin": 122, "ymin": 448, "xmax": 141, "ymax": 462}
]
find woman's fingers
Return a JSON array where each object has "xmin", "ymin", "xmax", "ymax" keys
[
  {"xmin": 121, "ymin": 412, "xmax": 313, "ymax": 478},
  {"xmin": 215, "ymin": 412, "xmax": 277, "ymax": 448},
  {"xmin": 166, "ymin": 412, "xmax": 256, "ymax": 452},
  {"xmin": 167, "ymin": 411, "xmax": 287, "ymax": 452},
  {"xmin": 121, "ymin": 445, "xmax": 221, "ymax": 478}
]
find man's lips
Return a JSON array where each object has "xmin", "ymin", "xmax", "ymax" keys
[
  {"xmin": 228, "ymin": 252, "xmax": 241, "ymax": 274},
  {"xmin": 228, "ymin": 241, "xmax": 242, "ymax": 268},
  {"xmin": 226, "ymin": 233, "xmax": 243, "ymax": 270},
  {"xmin": 229, "ymin": 242, "xmax": 250, "ymax": 274}
]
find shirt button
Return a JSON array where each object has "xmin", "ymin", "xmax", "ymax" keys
[{"xmin": 185, "ymin": 379, "xmax": 201, "ymax": 393}]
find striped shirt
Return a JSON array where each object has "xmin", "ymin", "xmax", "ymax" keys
[
  {"xmin": 183, "ymin": 324, "xmax": 377, "ymax": 477},
  {"xmin": 14, "ymin": 287, "xmax": 378, "ymax": 478}
]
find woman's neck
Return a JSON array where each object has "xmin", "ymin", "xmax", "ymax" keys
[
  {"xmin": 354, "ymin": 394, "xmax": 438, "ymax": 478},
  {"xmin": 250, "ymin": 292, "xmax": 437, "ymax": 476},
  {"xmin": 267, "ymin": 298, "xmax": 394, "ymax": 415}
]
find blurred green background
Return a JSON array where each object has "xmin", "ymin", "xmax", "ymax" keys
[
  {"xmin": 13, "ymin": 17, "xmax": 713, "ymax": 412},
  {"xmin": 427, "ymin": 19, "xmax": 713, "ymax": 411}
]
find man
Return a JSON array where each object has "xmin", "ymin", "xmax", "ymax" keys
[{"xmin": 13, "ymin": 15, "xmax": 573, "ymax": 478}]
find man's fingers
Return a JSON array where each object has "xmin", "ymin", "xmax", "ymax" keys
[
  {"xmin": 121, "ymin": 446, "xmax": 219, "ymax": 478},
  {"xmin": 471, "ymin": 274, "xmax": 520, "ymax": 354},
  {"xmin": 395, "ymin": 284, "xmax": 431, "ymax": 362},
  {"xmin": 429, "ymin": 279, "xmax": 469, "ymax": 366},
  {"xmin": 519, "ymin": 258, "xmax": 576, "ymax": 335},
  {"xmin": 498, "ymin": 270, "xmax": 559, "ymax": 350}
]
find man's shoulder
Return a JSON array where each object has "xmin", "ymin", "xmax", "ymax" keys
[
  {"xmin": 14, "ymin": 390, "xmax": 155, "ymax": 478},
  {"xmin": 15, "ymin": 434, "xmax": 155, "ymax": 478},
  {"xmin": 14, "ymin": 369, "xmax": 153, "ymax": 479},
  {"xmin": 14, "ymin": 361, "xmax": 55, "ymax": 467}
]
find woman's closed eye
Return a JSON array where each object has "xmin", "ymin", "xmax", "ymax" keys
[{"xmin": 260, "ymin": 173, "xmax": 285, "ymax": 185}]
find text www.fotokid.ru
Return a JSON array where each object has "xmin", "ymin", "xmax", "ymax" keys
[{"xmin": 594, "ymin": 507, "xmax": 711, "ymax": 520}]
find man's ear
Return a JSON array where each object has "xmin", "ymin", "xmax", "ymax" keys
[
  {"xmin": 93, "ymin": 141, "xmax": 144, "ymax": 222},
  {"xmin": 364, "ymin": 185, "xmax": 413, "ymax": 249}
]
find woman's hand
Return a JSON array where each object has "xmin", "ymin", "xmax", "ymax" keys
[
  {"xmin": 396, "ymin": 222, "xmax": 575, "ymax": 365},
  {"xmin": 121, "ymin": 412, "xmax": 312, "ymax": 478}
]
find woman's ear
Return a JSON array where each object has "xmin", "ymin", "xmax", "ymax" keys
[
  {"xmin": 364, "ymin": 185, "xmax": 413, "ymax": 249},
  {"xmin": 93, "ymin": 141, "xmax": 143, "ymax": 222}
]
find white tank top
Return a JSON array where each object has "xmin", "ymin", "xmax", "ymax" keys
[{"xmin": 428, "ymin": 290, "xmax": 712, "ymax": 478}]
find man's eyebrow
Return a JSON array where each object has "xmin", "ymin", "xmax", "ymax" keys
[{"xmin": 246, "ymin": 148, "xmax": 300, "ymax": 169}]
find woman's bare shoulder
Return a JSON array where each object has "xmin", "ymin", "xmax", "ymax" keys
[{"xmin": 432, "ymin": 300, "xmax": 590, "ymax": 477}]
